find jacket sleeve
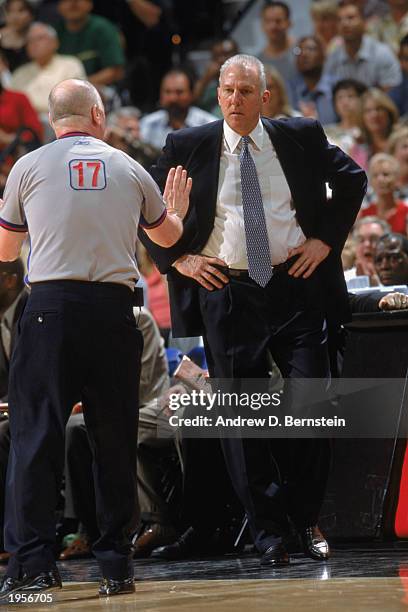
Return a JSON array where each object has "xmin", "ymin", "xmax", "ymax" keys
[
  {"xmin": 138, "ymin": 134, "xmax": 195, "ymax": 273},
  {"xmin": 348, "ymin": 291, "xmax": 382, "ymax": 314},
  {"xmin": 313, "ymin": 121, "xmax": 367, "ymax": 252}
]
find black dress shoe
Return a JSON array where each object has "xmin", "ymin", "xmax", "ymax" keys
[
  {"xmin": 260, "ymin": 544, "xmax": 290, "ymax": 566},
  {"xmin": 99, "ymin": 577, "xmax": 135, "ymax": 597},
  {"xmin": 0, "ymin": 576, "xmax": 31, "ymax": 599},
  {"xmin": 151, "ymin": 527, "xmax": 205, "ymax": 561},
  {"xmin": 0, "ymin": 570, "xmax": 61, "ymax": 600},
  {"xmin": 23, "ymin": 570, "xmax": 62, "ymax": 591},
  {"xmin": 300, "ymin": 525, "xmax": 330, "ymax": 561}
]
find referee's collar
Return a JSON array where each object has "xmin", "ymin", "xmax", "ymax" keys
[{"xmin": 58, "ymin": 131, "xmax": 92, "ymax": 139}]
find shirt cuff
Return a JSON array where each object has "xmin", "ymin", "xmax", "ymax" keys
[
  {"xmin": 139, "ymin": 208, "xmax": 167, "ymax": 229},
  {"xmin": 0, "ymin": 217, "xmax": 28, "ymax": 232}
]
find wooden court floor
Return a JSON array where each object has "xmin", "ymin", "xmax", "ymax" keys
[{"xmin": 1, "ymin": 545, "xmax": 408, "ymax": 611}]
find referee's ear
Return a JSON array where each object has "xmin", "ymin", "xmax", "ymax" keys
[{"xmin": 92, "ymin": 104, "xmax": 105, "ymax": 125}]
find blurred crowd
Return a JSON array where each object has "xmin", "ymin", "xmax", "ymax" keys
[{"xmin": 1, "ymin": 0, "xmax": 408, "ymax": 561}]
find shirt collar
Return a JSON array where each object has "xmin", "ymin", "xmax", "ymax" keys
[
  {"xmin": 339, "ymin": 34, "xmax": 371, "ymax": 63},
  {"xmin": 223, "ymin": 118, "xmax": 264, "ymax": 153},
  {"xmin": 58, "ymin": 131, "xmax": 92, "ymax": 139}
]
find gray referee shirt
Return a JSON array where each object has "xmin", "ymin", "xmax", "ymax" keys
[{"xmin": 0, "ymin": 132, "xmax": 166, "ymax": 289}]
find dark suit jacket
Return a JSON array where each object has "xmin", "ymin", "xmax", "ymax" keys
[{"xmin": 140, "ymin": 117, "xmax": 367, "ymax": 337}]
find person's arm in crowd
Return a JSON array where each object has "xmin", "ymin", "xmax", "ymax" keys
[
  {"xmin": 379, "ymin": 292, "xmax": 408, "ymax": 310},
  {"xmin": 349, "ymin": 291, "xmax": 408, "ymax": 313},
  {"xmin": 88, "ymin": 66, "xmax": 125, "ymax": 87},
  {"xmin": 193, "ymin": 60, "xmax": 221, "ymax": 103},
  {"xmin": 143, "ymin": 166, "xmax": 192, "ymax": 247},
  {"xmin": 88, "ymin": 20, "xmax": 126, "ymax": 86},
  {"xmin": 126, "ymin": 0, "xmax": 162, "ymax": 28}
]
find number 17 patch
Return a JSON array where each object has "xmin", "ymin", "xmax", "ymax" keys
[{"xmin": 69, "ymin": 159, "xmax": 106, "ymax": 190}]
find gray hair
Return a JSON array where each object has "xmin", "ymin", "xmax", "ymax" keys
[
  {"xmin": 28, "ymin": 22, "xmax": 58, "ymax": 40},
  {"xmin": 353, "ymin": 215, "xmax": 391, "ymax": 238},
  {"xmin": 368, "ymin": 152, "xmax": 400, "ymax": 177},
  {"xmin": 219, "ymin": 54, "xmax": 267, "ymax": 92},
  {"xmin": 48, "ymin": 79, "xmax": 103, "ymax": 123},
  {"xmin": 107, "ymin": 106, "xmax": 141, "ymax": 127}
]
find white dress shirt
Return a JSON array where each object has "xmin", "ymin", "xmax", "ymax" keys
[{"xmin": 202, "ymin": 119, "xmax": 306, "ymax": 268}]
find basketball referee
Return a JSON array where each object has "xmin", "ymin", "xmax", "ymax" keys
[{"xmin": 0, "ymin": 78, "xmax": 191, "ymax": 599}]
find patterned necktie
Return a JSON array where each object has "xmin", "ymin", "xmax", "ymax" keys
[{"xmin": 239, "ymin": 136, "xmax": 273, "ymax": 287}]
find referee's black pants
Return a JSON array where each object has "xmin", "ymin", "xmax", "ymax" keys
[
  {"xmin": 4, "ymin": 281, "xmax": 143, "ymax": 580},
  {"xmin": 198, "ymin": 270, "xmax": 331, "ymax": 553}
]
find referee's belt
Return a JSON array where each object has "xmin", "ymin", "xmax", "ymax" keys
[
  {"xmin": 132, "ymin": 286, "xmax": 144, "ymax": 306},
  {"xmin": 219, "ymin": 255, "xmax": 298, "ymax": 279}
]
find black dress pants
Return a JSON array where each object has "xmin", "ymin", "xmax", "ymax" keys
[
  {"xmin": 0, "ymin": 416, "xmax": 10, "ymax": 550},
  {"xmin": 198, "ymin": 271, "xmax": 331, "ymax": 553},
  {"xmin": 4, "ymin": 281, "xmax": 143, "ymax": 580}
]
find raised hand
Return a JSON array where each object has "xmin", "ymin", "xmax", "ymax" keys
[{"xmin": 163, "ymin": 165, "xmax": 192, "ymax": 220}]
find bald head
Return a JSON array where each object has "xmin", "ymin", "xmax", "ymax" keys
[
  {"xmin": 48, "ymin": 79, "xmax": 106, "ymax": 139},
  {"xmin": 49, "ymin": 79, "xmax": 103, "ymax": 123}
]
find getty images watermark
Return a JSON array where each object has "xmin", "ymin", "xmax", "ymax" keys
[
  {"xmin": 167, "ymin": 388, "xmax": 345, "ymax": 430},
  {"xmin": 156, "ymin": 378, "xmax": 408, "ymax": 438}
]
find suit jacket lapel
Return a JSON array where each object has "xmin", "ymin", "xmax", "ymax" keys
[{"xmin": 189, "ymin": 120, "xmax": 223, "ymax": 243}]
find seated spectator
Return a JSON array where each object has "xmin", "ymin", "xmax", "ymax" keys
[
  {"xmin": 105, "ymin": 107, "xmax": 160, "ymax": 169},
  {"xmin": 55, "ymin": 0, "xmax": 125, "ymax": 86},
  {"xmin": 389, "ymin": 34, "xmax": 408, "ymax": 117},
  {"xmin": 137, "ymin": 244, "xmax": 171, "ymax": 343},
  {"xmin": 140, "ymin": 68, "xmax": 217, "ymax": 150},
  {"xmin": 60, "ymin": 308, "xmax": 175, "ymax": 560},
  {"xmin": 348, "ymin": 234, "xmax": 408, "ymax": 312},
  {"xmin": 324, "ymin": 78, "xmax": 367, "ymax": 165},
  {"xmin": 360, "ymin": 87, "xmax": 399, "ymax": 167},
  {"xmin": 388, "ymin": 126, "xmax": 408, "ymax": 199},
  {"xmin": 0, "ymin": 0, "xmax": 34, "ymax": 72},
  {"xmin": 257, "ymin": 1, "xmax": 297, "ymax": 86},
  {"xmin": 374, "ymin": 231, "xmax": 408, "ymax": 285},
  {"xmin": 366, "ymin": 0, "xmax": 408, "ymax": 55},
  {"xmin": 345, "ymin": 216, "xmax": 391, "ymax": 285},
  {"xmin": 323, "ymin": 1, "xmax": 402, "ymax": 90},
  {"xmin": 310, "ymin": 0, "xmax": 341, "ymax": 54},
  {"xmin": 288, "ymin": 35, "xmax": 337, "ymax": 125},
  {"xmin": 262, "ymin": 65, "xmax": 299, "ymax": 118},
  {"xmin": 194, "ymin": 38, "xmax": 239, "ymax": 119},
  {"xmin": 9, "ymin": 22, "xmax": 85, "ymax": 116},
  {"xmin": 361, "ymin": 153, "xmax": 408, "ymax": 234},
  {"xmin": 0, "ymin": 79, "xmax": 43, "ymax": 151},
  {"xmin": 0, "ymin": 259, "xmax": 29, "ymax": 562}
]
